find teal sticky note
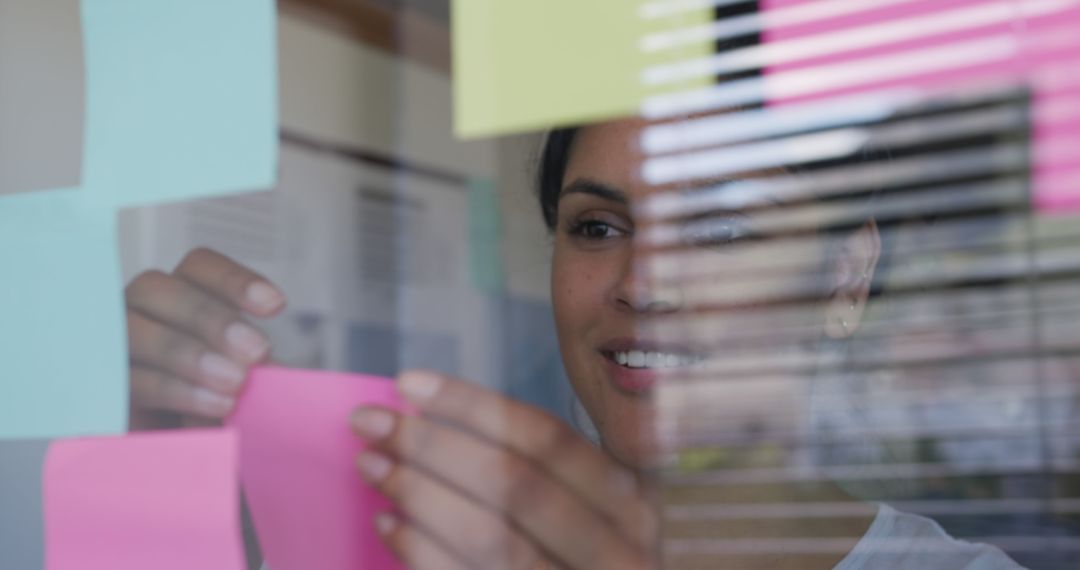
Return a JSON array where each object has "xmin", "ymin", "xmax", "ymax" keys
[
  {"xmin": 82, "ymin": 0, "xmax": 277, "ymax": 207},
  {"xmin": 0, "ymin": 189, "xmax": 127, "ymax": 439},
  {"xmin": 468, "ymin": 179, "xmax": 506, "ymax": 293}
]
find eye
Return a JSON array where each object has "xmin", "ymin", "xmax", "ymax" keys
[
  {"xmin": 583, "ymin": 221, "xmax": 615, "ymax": 239},
  {"xmin": 574, "ymin": 220, "xmax": 619, "ymax": 239},
  {"xmin": 567, "ymin": 218, "xmax": 628, "ymax": 241},
  {"xmin": 681, "ymin": 215, "xmax": 752, "ymax": 249}
]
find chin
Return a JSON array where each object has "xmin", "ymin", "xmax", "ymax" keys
[
  {"xmin": 603, "ymin": 434, "xmax": 665, "ymax": 470},
  {"xmin": 594, "ymin": 400, "xmax": 666, "ymax": 471}
]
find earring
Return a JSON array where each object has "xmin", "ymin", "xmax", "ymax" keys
[{"xmin": 841, "ymin": 318, "xmax": 849, "ymax": 333}]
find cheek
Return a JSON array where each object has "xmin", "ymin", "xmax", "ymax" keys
[{"xmin": 552, "ymin": 248, "xmax": 607, "ymax": 321}]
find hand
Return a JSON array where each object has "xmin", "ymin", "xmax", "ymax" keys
[
  {"xmin": 351, "ymin": 371, "xmax": 658, "ymax": 570},
  {"xmin": 125, "ymin": 248, "xmax": 286, "ymax": 430}
]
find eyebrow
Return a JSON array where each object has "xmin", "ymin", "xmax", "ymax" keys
[{"xmin": 560, "ymin": 178, "xmax": 629, "ymax": 205}]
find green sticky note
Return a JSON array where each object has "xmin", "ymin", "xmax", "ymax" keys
[
  {"xmin": 452, "ymin": 1, "xmax": 712, "ymax": 138},
  {"xmin": 0, "ymin": 189, "xmax": 127, "ymax": 439},
  {"xmin": 468, "ymin": 179, "xmax": 505, "ymax": 292},
  {"xmin": 82, "ymin": 0, "xmax": 277, "ymax": 207}
]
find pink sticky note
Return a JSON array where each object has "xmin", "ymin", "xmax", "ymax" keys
[
  {"xmin": 227, "ymin": 366, "xmax": 408, "ymax": 570},
  {"xmin": 43, "ymin": 429, "xmax": 246, "ymax": 570}
]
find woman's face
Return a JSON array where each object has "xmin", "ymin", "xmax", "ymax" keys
[{"xmin": 550, "ymin": 119, "xmax": 880, "ymax": 468}]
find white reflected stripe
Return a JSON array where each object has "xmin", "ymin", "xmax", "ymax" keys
[
  {"xmin": 666, "ymin": 460, "xmax": 1080, "ymax": 485},
  {"xmin": 1034, "ymin": 62, "xmax": 1080, "ymax": 91},
  {"xmin": 1037, "ymin": 135, "xmax": 1080, "ymax": 165},
  {"xmin": 643, "ymin": 0, "xmax": 1075, "ymax": 84},
  {"xmin": 640, "ymin": 145, "xmax": 1026, "ymax": 218},
  {"xmin": 1037, "ymin": 93, "xmax": 1080, "ymax": 123},
  {"xmin": 639, "ymin": 0, "xmax": 922, "ymax": 23},
  {"xmin": 642, "ymin": 87, "xmax": 1021, "ymax": 155},
  {"xmin": 665, "ymin": 536, "xmax": 1080, "ymax": 554},
  {"xmin": 641, "ymin": 89, "xmax": 915, "ymax": 154},
  {"xmin": 643, "ymin": 0, "xmax": 1077, "ymax": 55},
  {"xmin": 667, "ymin": 498, "xmax": 1080, "ymax": 519},
  {"xmin": 642, "ymin": 12, "xmax": 761, "ymax": 52},
  {"xmin": 642, "ymin": 35, "xmax": 1018, "ymax": 118},
  {"xmin": 638, "ymin": 0, "xmax": 753, "ymax": 20},
  {"xmin": 643, "ymin": 129, "xmax": 868, "ymax": 185}
]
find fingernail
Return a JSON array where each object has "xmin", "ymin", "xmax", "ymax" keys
[
  {"xmin": 194, "ymin": 388, "xmax": 234, "ymax": 416},
  {"xmin": 245, "ymin": 281, "xmax": 285, "ymax": 312},
  {"xmin": 357, "ymin": 451, "xmax": 392, "ymax": 482},
  {"xmin": 374, "ymin": 513, "xmax": 397, "ymax": 536},
  {"xmin": 397, "ymin": 371, "xmax": 442, "ymax": 403},
  {"xmin": 199, "ymin": 352, "xmax": 245, "ymax": 392},
  {"xmin": 351, "ymin": 408, "xmax": 395, "ymax": 440},
  {"xmin": 225, "ymin": 322, "xmax": 270, "ymax": 363}
]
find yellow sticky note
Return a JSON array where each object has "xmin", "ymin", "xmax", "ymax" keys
[{"xmin": 452, "ymin": 0, "xmax": 712, "ymax": 138}]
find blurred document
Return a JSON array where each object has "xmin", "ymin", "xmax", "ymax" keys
[
  {"xmin": 43, "ymin": 430, "xmax": 245, "ymax": 570},
  {"xmin": 226, "ymin": 366, "xmax": 408, "ymax": 570},
  {"xmin": 0, "ymin": 0, "xmax": 84, "ymax": 195},
  {"xmin": 81, "ymin": 0, "xmax": 277, "ymax": 207},
  {"xmin": 0, "ymin": 190, "xmax": 126, "ymax": 439}
]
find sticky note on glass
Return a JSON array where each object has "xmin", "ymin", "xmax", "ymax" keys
[
  {"xmin": 81, "ymin": 0, "xmax": 277, "ymax": 207},
  {"xmin": 452, "ymin": 0, "xmax": 713, "ymax": 138},
  {"xmin": 227, "ymin": 367, "xmax": 408, "ymax": 570},
  {"xmin": 468, "ymin": 178, "xmax": 505, "ymax": 293},
  {"xmin": 43, "ymin": 429, "xmax": 246, "ymax": 570},
  {"xmin": 0, "ymin": 189, "xmax": 127, "ymax": 440},
  {"xmin": 0, "ymin": 0, "xmax": 84, "ymax": 196}
]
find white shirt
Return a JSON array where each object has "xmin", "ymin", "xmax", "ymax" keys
[{"xmin": 835, "ymin": 504, "xmax": 1024, "ymax": 569}]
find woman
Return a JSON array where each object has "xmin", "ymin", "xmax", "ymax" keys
[{"xmin": 124, "ymin": 118, "xmax": 1021, "ymax": 569}]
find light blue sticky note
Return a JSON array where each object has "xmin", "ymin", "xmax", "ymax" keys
[
  {"xmin": 0, "ymin": 0, "xmax": 277, "ymax": 439},
  {"xmin": 81, "ymin": 0, "xmax": 278, "ymax": 207},
  {"xmin": 0, "ymin": 189, "xmax": 127, "ymax": 439}
]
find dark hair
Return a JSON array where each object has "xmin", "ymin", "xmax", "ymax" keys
[{"xmin": 537, "ymin": 127, "xmax": 579, "ymax": 232}]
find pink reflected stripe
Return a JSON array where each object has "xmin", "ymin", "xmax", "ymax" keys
[{"xmin": 757, "ymin": 0, "xmax": 1080, "ymax": 212}]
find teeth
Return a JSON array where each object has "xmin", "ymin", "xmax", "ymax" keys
[{"xmin": 612, "ymin": 350, "xmax": 697, "ymax": 369}]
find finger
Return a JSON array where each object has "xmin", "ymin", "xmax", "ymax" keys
[
  {"xmin": 392, "ymin": 370, "xmax": 655, "ymax": 543},
  {"xmin": 353, "ymin": 412, "xmax": 645, "ymax": 570},
  {"xmin": 126, "ymin": 270, "xmax": 270, "ymax": 364},
  {"xmin": 173, "ymin": 248, "xmax": 285, "ymax": 317},
  {"xmin": 130, "ymin": 364, "xmax": 235, "ymax": 419},
  {"xmin": 374, "ymin": 513, "xmax": 470, "ymax": 570},
  {"xmin": 127, "ymin": 310, "xmax": 245, "ymax": 395},
  {"xmin": 358, "ymin": 450, "xmax": 545, "ymax": 570}
]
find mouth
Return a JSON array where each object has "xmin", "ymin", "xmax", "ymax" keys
[
  {"xmin": 598, "ymin": 339, "xmax": 705, "ymax": 395},
  {"xmin": 603, "ymin": 349, "xmax": 704, "ymax": 370}
]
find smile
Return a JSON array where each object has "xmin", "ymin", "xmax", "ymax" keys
[{"xmin": 606, "ymin": 350, "xmax": 702, "ymax": 370}]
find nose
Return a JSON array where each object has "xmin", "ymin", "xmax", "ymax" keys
[{"xmin": 613, "ymin": 247, "xmax": 684, "ymax": 315}]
